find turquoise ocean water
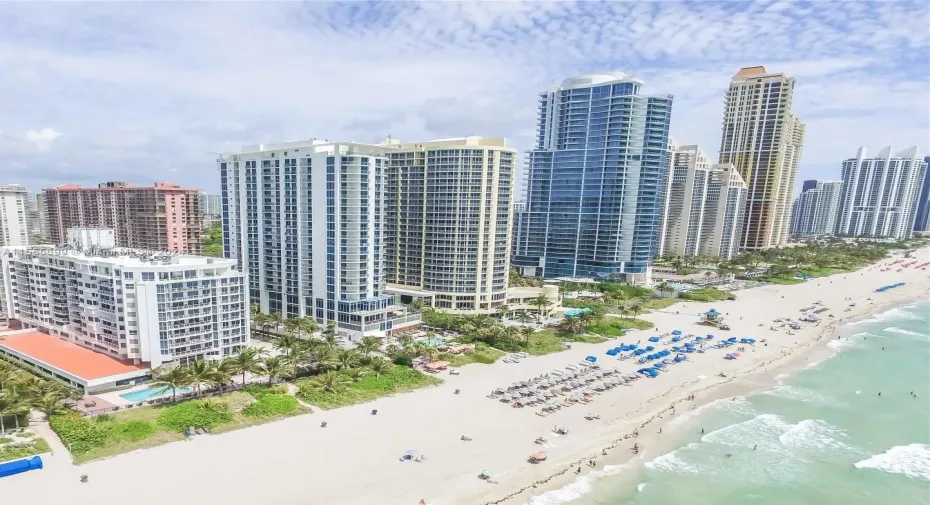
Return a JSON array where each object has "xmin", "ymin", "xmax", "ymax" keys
[{"xmin": 528, "ymin": 301, "xmax": 930, "ymax": 505}]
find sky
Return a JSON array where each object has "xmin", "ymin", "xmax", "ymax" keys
[{"xmin": 1, "ymin": 0, "xmax": 928, "ymax": 195}]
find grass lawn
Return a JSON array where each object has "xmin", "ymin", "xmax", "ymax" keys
[
  {"xmin": 51, "ymin": 385, "xmax": 308, "ymax": 464},
  {"xmin": 445, "ymin": 343, "xmax": 506, "ymax": 367},
  {"xmin": 0, "ymin": 436, "xmax": 51, "ymax": 463},
  {"xmin": 762, "ymin": 276, "xmax": 806, "ymax": 285},
  {"xmin": 641, "ymin": 297, "xmax": 680, "ymax": 311},
  {"xmin": 295, "ymin": 365, "xmax": 442, "ymax": 410},
  {"xmin": 678, "ymin": 287, "xmax": 735, "ymax": 302},
  {"xmin": 526, "ymin": 330, "xmax": 569, "ymax": 355}
]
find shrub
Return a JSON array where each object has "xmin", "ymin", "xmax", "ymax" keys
[
  {"xmin": 49, "ymin": 413, "xmax": 109, "ymax": 454},
  {"xmin": 0, "ymin": 437, "xmax": 12, "ymax": 444},
  {"xmin": 16, "ymin": 432, "xmax": 35, "ymax": 439},
  {"xmin": 157, "ymin": 400, "xmax": 233, "ymax": 432},
  {"xmin": 245, "ymin": 384, "xmax": 288, "ymax": 399},
  {"xmin": 242, "ymin": 394, "xmax": 298, "ymax": 418},
  {"xmin": 112, "ymin": 420, "xmax": 157, "ymax": 442}
]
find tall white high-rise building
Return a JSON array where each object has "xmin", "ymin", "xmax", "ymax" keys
[
  {"xmin": 0, "ymin": 185, "xmax": 30, "ymax": 247},
  {"xmin": 718, "ymin": 66, "xmax": 806, "ymax": 250},
  {"xmin": 789, "ymin": 180, "xmax": 843, "ymax": 236},
  {"xmin": 218, "ymin": 140, "xmax": 420, "ymax": 341},
  {"xmin": 0, "ymin": 244, "xmax": 248, "ymax": 367},
  {"xmin": 383, "ymin": 137, "xmax": 515, "ymax": 313},
  {"xmin": 658, "ymin": 143, "xmax": 747, "ymax": 260},
  {"xmin": 835, "ymin": 146, "xmax": 927, "ymax": 240}
]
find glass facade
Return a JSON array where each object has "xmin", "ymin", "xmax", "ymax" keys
[{"xmin": 513, "ymin": 75, "xmax": 673, "ymax": 279}]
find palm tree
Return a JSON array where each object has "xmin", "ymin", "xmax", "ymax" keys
[
  {"xmin": 0, "ymin": 393, "xmax": 25, "ymax": 434},
  {"xmin": 311, "ymin": 345, "xmax": 339, "ymax": 373},
  {"xmin": 355, "ymin": 336, "xmax": 381, "ymax": 357},
  {"xmin": 629, "ymin": 303, "xmax": 643, "ymax": 321},
  {"xmin": 228, "ymin": 348, "xmax": 264, "ymax": 388},
  {"xmin": 496, "ymin": 304, "xmax": 510, "ymax": 320},
  {"xmin": 34, "ymin": 393, "xmax": 65, "ymax": 421},
  {"xmin": 250, "ymin": 302, "xmax": 262, "ymax": 319},
  {"xmin": 368, "ymin": 359, "xmax": 391, "ymax": 376},
  {"xmin": 346, "ymin": 367, "xmax": 369, "ymax": 382},
  {"xmin": 259, "ymin": 356, "xmax": 287, "ymax": 386},
  {"xmin": 336, "ymin": 349, "xmax": 359, "ymax": 371},
  {"xmin": 0, "ymin": 363, "xmax": 18, "ymax": 394},
  {"xmin": 519, "ymin": 326, "xmax": 534, "ymax": 344},
  {"xmin": 531, "ymin": 294, "xmax": 553, "ymax": 323},
  {"xmin": 310, "ymin": 371, "xmax": 350, "ymax": 393},
  {"xmin": 150, "ymin": 366, "xmax": 193, "ymax": 403},
  {"xmin": 321, "ymin": 322, "xmax": 338, "ymax": 347},
  {"xmin": 274, "ymin": 333, "xmax": 304, "ymax": 379},
  {"xmin": 296, "ymin": 317, "xmax": 319, "ymax": 339},
  {"xmin": 397, "ymin": 334, "xmax": 414, "ymax": 348},
  {"xmin": 267, "ymin": 313, "xmax": 283, "ymax": 334},
  {"xmin": 186, "ymin": 360, "xmax": 214, "ymax": 397},
  {"xmin": 515, "ymin": 310, "xmax": 533, "ymax": 327},
  {"xmin": 209, "ymin": 359, "xmax": 235, "ymax": 393}
]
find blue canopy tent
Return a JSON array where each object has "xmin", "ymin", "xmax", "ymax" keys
[
  {"xmin": 645, "ymin": 346, "xmax": 655, "ymax": 351},
  {"xmin": 634, "ymin": 349, "xmax": 646, "ymax": 356},
  {"xmin": 638, "ymin": 368, "xmax": 659, "ymax": 378},
  {"xmin": 606, "ymin": 349, "xmax": 619, "ymax": 356},
  {"xmin": 684, "ymin": 342, "xmax": 694, "ymax": 348},
  {"xmin": 585, "ymin": 356, "xmax": 597, "ymax": 363},
  {"xmin": 648, "ymin": 336, "xmax": 660, "ymax": 343},
  {"xmin": 671, "ymin": 336, "xmax": 681, "ymax": 342},
  {"xmin": 0, "ymin": 456, "xmax": 42, "ymax": 478},
  {"xmin": 671, "ymin": 330, "xmax": 682, "ymax": 335},
  {"xmin": 627, "ymin": 344, "xmax": 639, "ymax": 350}
]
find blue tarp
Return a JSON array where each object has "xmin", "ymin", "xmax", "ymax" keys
[
  {"xmin": 648, "ymin": 336, "xmax": 660, "ymax": 343},
  {"xmin": 585, "ymin": 356, "xmax": 597, "ymax": 363},
  {"xmin": 0, "ymin": 456, "xmax": 42, "ymax": 478}
]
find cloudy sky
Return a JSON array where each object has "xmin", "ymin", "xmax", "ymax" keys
[{"xmin": 1, "ymin": 1, "xmax": 928, "ymax": 195}]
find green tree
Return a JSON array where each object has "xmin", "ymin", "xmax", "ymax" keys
[
  {"xmin": 321, "ymin": 322, "xmax": 338, "ymax": 346},
  {"xmin": 228, "ymin": 348, "xmax": 264, "ymax": 388},
  {"xmin": 531, "ymin": 294, "xmax": 553, "ymax": 323},
  {"xmin": 34, "ymin": 392, "xmax": 65, "ymax": 421},
  {"xmin": 275, "ymin": 333, "xmax": 304, "ymax": 379},
  {"xmin": 151, "ymin": 366, "xmax": 194, "ymax": 403},
  {"xmin": 0, "ymin": 393, "xmax": 25, "ymax": 434},
  {"xmin": 210, "ymin": 359, "xmax": 235, "ymax": 392},
  {"xmin": 355, "ymin": 336, "xmax": 381, "ymax": 357},
  {"xmin": 202, "ymin": 223, "xmax": 224, "ymax": 257},
  {"xmin": 186, "ymin": 360, "xmax": 214, "ymax": 397},
  {"xmin": 259, "ymin": 356, "xmax": 287, "ymax": 386},
  {"xmin": 310, "ymin": 371, "xmax": 350, "ymax": 393},
  {"xmin": 368, "ymin": 359, "xmax": 391, "ymax": 376},
  {"xmin": 335, "ymin": 349, "xmax": 359, "ymax": 371},
  {"xmin": 519, "ymin": 326, "xmax": 534, "ymax": 344}
]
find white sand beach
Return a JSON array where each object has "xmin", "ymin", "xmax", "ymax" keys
[{"xmin": 3, "ymin": 248, "xmax": 929, "ymax": 505}]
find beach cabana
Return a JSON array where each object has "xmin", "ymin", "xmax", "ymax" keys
[
  {"xmin": 585, "ymin": 356, "xmax": 597, "ymax": 363},
  {"xmin": 648, "ymin": 336, "xmax": 660, "ymax": 343}
]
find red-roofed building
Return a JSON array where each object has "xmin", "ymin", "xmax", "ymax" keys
[
  {"xmin": 41, "ymin": 181, "xmax": 202, "ymax": 254},
  {"xmin": 0, "ymin": 330, "xmax": 150, "ymax": 393}
]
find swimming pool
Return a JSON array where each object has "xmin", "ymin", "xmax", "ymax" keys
[
  {"xmin": 417, "ymin": 337, "xmax": 447, "ymax": 347},
  {"xmin": 119, "ymin": 385, "xmax": 192, "ymax": 402}
]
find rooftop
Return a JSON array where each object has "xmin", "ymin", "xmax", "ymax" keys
[
  {"xmin": 46, "ymin": 182, "xmax": 198, "ymax": 192},
  {"xmin": 0, "ymin": 331, "xmax": 146, "ymax": 380},
  {"xmin": 3, "ymin": 245, "xmax": 238, "ymax": 269}
]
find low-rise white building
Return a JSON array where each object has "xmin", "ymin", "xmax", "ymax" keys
[{"xmin": 0, "ymin": 244, "xmax": 249, "ymax": 368}]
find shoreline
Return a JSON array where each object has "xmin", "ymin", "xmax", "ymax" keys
[
  {"xmin": 464, "ymin": 283, "xmax": 930, "ymax": 505},
  {"xmin": 3, "ymin": 250, "xmax": 929, "ymax": 505}
]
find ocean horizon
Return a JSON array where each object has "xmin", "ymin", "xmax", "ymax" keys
[{"xmin": 525, "ymin": 300, "xmax": 930, "ymax": 505}]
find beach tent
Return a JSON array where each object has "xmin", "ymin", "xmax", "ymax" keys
[
  {"xmin": 0, "ymin": 456, "xmax": 42, "ymax": 478},
  {"xmin": 606, "ymin": 349, "xmax": 619, "ymax": 356},
  {"xmin": 645, "ymin": 346, "xmax": 655, "ymax": 351},
  {"xmin": 634, "ymin": 349, "xmax": 646, "ymax": 356},
  {"xmin": 672, "ymin": 330, "xmax": 682, "ymax": 335},
  {"xmin": 648, "ymin": 336, "xmax": 660, "ymax": 343},
  {"xmin": 585, "ymin": 356, "xmax": 597, "ymax": 363},
  {"xmin": 706, "ymin": 334, "xmax": 714, "ymax": 339},
  {"xmin": 671, "ymin": 336, "xmax": 681, "ymax": 343}
]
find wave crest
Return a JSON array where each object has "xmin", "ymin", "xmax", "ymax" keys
[{"xmin": 854, "ymin": 444, "xmax": 930, "ymax": 481}]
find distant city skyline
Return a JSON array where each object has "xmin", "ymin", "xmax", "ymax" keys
[{"xmin": 2, "ymin": 2, "xmax": 927, "ymax": 195}]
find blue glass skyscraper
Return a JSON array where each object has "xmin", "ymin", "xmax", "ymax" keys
[{"xmin": 512, "ymin": 73, "xmax": 673, "ymax": 281}]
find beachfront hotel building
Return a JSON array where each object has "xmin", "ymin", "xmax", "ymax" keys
[
  {"xmin": 512, "ymin": 73, "xmax": 673, "ymax": 283},
  {"xmin": 913, "ymin": 156, "xmax": 930, "ymax": 232},
  {"xmin": 718, "ymin": 66, "xmax": 806, "ymax": 250},
  {"xmin": 382, "ymin": 137, "xmax": 515, "ymax": 314},
  {"xmin": 835, "ymin": 146, "xmax": 928, "ymax": 240},
  {"xmin": 41, "ymin": 181, "xmax": 203, "ymax": 254},
  {"xmin": 658, "ymin": 143, "xmax": 747, "ymax": 260},
  {"xmin": 218, "ymin": 140, "xmax": 420, "ymax": 341},
  {"xmin": 0, "ymin": 185, "xmax": 30, "ymax": 247},
  {"xmin": 789, "ymin": 180, "xmax": 843, "ymax": 236},
  {"xmin": 0, "ymin": 240, "xmax": 249, "ymax": 372}
]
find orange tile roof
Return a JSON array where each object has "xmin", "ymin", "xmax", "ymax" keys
[{"xmin": 0, "ymin": 332, "xmax": 146, "ymax": 380}]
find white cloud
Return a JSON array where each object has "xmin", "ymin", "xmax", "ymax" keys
[
  {"xmin": 0, "ymin": 1, "xmax": 926, "ymax": 193},
  {"xmin": 23, "ymin": 128, "xmax": 62, "ymax": 151}
]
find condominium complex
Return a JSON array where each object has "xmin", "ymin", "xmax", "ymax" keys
[
  {"xmin": 718, "ymin": 66, "xmax": 806, "ymax": 250},
  {"xmin": 835, "ymin": 146, "xmax": 928, "ymax": 240},
  {"xmin": 0, "ymin": 241, "xmax": 248, "ymax": 368},
  {"xmin": 789, "ymin": 180, "xmax": 843, "ymax": 236},
  {"xmin": 513, "ymin": 73, "xmax": 673, "ymax": 282},
  {"xmin": 913, "ymin": 156, "xmax": 930, "ymax": 232},
  {"xmin": 512, "ymin": 201, "xmax": 526, "ymax": 264},
  {"xmin": 658, "ymin": 144, "xmax": 747, "ymax": 260},
  {"xmin": 33, "ymin": 192, "xmax": 49, "ymax": 242},
  {"xmin": 42, "ymin": 181, "xmax": 203, "ymax": 254},
  {"xmin": 0, "ymin": 185, "xmax": 30, "ymax": 247},
  {"xmin": 199, "ymin": 192, "xmax": 222, "ymax": 228},
  {"xmin": 218, "ymin": 140, "xmax": 420, "ymax": 340},
  {"xmin": 383, "ymin": 137, "xmax": 515, "ymax": 313}
]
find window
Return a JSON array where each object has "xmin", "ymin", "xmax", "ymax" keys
[{"xmin": 141, "ymin": 272, "xmax": 155, "ymax": 281}]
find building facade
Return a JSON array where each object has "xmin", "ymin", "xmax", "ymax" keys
[
  {"xmin": 658, "ymin": 145, "xmax": 747, "ymax": 260},
  {"xmin": 0, "ymin": 245, "xmax": 248, "ymax": 367},
  {"xmin": 913, "ymin": 155, "xmax": 930, "ymax": 232},
  {"xmin": 789, "ymin": 180, "xmax": 843, "ymax": 236},
  {"xmin": 0, "ymin": 185, "xmax": 29, "ymax": 247},
  {"xmin": 219, "ymin": 140, "xmax": 419, "ymax": 341},
  {"xmin": 199, "ymin": 192, "xmax": 222, "ymax": 229},
  {"xmin": 835, "ymin": 146, "xmax": 927, "ymax": 240},
  {"xmin": 513, "ymin": 73, "xmax": 673, "ymax": 282},
  {"xmin": 718, "ymin": 66, "xmax": 806, "ymax": 250},
  {"xmin": 42, "ymin": 182, "xmax": 202, "ymax": 254},
  {"xmin": 383, "ymin": 137, "xmax": 515, "ymax": 314}
]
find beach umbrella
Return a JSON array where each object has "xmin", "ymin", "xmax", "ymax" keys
[
  {"xmin": 672, "ymin": 330, "xmax": 682, "ymax": 335},
  {"xmin": 500, "ymin": 394, "xmax": 512, "ymax": 401},
  {"xmin": 585, "ymin": 356, "xmax": 597, "ymax": 363},
  {"xmin": 481, "ymin": 470, "xmax": 492, "ymax": 478}
]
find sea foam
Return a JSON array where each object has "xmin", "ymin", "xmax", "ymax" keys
[
  {"xmin": 854, "ymin": 444, "xmax": 930, "ymax": 481},
  {"xmin": 524, "ymin": 463, "xmax": 629, "ymax": 505},
  {"xmin": 883, "ymin": 326, "xmax": 928, "ymax": 338}
]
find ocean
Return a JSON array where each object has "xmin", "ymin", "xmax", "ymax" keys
[{"xmin": 527, "ymin": 301, "xmax": 930, "ymax": 505}]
